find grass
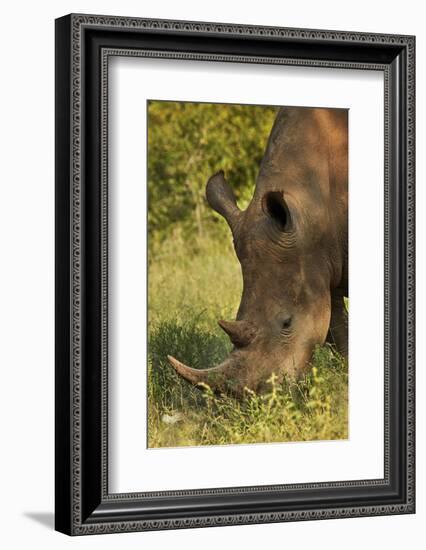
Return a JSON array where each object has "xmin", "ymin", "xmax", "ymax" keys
[{"xmin": 148, "ymin": 232, "xmax": 348, "ymax": 448}]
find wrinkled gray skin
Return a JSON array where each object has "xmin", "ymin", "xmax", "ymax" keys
[{"xmin": 168, "ymin": 107, "xmax": 348, "ymax": 398}]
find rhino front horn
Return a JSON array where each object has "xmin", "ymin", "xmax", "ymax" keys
[
  {"xmin": 218, "ymin": 319, "xmax": 257, "ymax": 348},
  {"xmin": 167, "ymin": 355, "xmax": 235, "ymax": 395}
]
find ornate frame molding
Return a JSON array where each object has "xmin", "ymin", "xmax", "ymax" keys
[{"xmin": 55, "ymin": 14, "xmax": 415, "ymax": 535}]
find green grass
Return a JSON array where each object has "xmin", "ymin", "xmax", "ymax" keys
[{"xmin": 148, "ymin": 233, "xmax": 348, "ymax": 448}]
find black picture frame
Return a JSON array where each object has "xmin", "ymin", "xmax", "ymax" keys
[{"xmin": 55, "ymin": 13, "xmax": 415, "ymax": 536}]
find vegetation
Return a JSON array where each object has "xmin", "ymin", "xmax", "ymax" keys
[
  {"xmin": 147, "ymin": 100, "xmax": 278, "ymax": 250},
  {"xmin": 147, "ymin": 101, "xmax": 348, "ymax": 448}
]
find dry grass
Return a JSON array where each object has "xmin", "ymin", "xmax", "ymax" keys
[{"xmin": 147, "ymin": 235, "xmax": 348, "ymax": 448}]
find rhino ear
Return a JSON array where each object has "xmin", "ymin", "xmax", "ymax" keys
[{"xmin": 206, "ymin": 171, "xmax": 241, "ymax": 231}]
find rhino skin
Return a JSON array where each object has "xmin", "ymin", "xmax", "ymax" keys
[{"xmin": 168, "ymin": 106, "xmax": 348, "ymax": 398}]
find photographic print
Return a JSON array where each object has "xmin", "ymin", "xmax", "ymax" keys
[{"xmin": 147, "ymin": 101, "xmax": 349, "ymax": 448}]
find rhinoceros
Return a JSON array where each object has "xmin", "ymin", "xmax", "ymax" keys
[{"xmin": 168, "ymin": 106, "xmax": 348, "ymax": 397}]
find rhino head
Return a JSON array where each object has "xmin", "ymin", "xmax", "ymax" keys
[{"xmin": 168, "ymin": 107, "xmax": 348, "ymax": 398}]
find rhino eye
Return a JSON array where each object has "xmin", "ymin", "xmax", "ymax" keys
[{"xmin": 263, "ymin": 192, "xmax": 291, "ymax": 231}]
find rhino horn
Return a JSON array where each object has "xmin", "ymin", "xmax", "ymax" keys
[
  {"xmin": 218, "ymin": 319, "xmax": 257, "ymax": 348},
  {"xmin": 206, "ymin": 171, "xmax": 241, "ymax": 233},
  {"xmin": 167, "ymin": 355, "xmax": 235, "ymax": 395}
]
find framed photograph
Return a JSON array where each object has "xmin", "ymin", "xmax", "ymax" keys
[{"xmin": 55, "ymin": 14, "xmax": 415, "ymax": 535}]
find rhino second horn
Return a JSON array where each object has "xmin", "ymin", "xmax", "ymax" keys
[{"xmin": 218, "ymin": 319, "xmax": 257, "ymax": 348}]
